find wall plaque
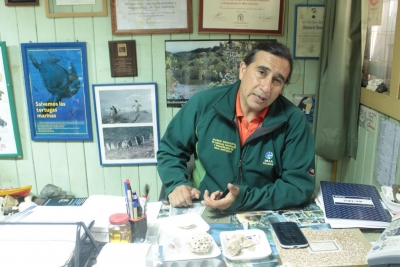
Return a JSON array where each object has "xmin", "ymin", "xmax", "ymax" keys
[{"xmin": 108, "ymin": 40, "xmax": 138, "ymax": 77}]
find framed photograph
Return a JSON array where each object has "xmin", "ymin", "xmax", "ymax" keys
[
  {"xmin": 108, "ymin": 40, "xmax": 138, "ymax": 77},
  {"xmin": 44, "ymin": 0, "xmax": 107, "ymax": 18},
  {"xmin": 0, "ymin": 42, "xmax": 22, "ymax": 158},
  {"xmin": 165, "ymin": 39, "xmax": 275, "ymax": 107},
  {"xmin": 111, "ymin": 0, "xmax": 192, "ymax": 35},
  {"xmin": 5, "ymin": 0, "xmax": 39, "ymax": 6},
  {"xmin": 198, "ymin": 0, "xmax": 285, "ymax": 35},
  {"xmin": 21, "ymin": 42, "xmax": 92, "ymax": 141},
  {"xmin": 92, "ymin": 83, "xmax": 160, "ymax": 165},
  {"xmin": 293, "ymin": 5, "xmax": 325, "ymax": 59}
]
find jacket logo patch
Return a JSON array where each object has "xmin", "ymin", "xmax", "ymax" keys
[
  {"xmin": 263, "ymin": 151, "xmax": 274, "ymax": 166},
  {"xmin": 212, "ymin": 138, "xmax": 237, "ymax": 153}
]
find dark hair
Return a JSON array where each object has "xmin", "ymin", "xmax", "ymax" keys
[{"xmin": 243, "ymin": 41, "xmax": 293, "ymax": 84}]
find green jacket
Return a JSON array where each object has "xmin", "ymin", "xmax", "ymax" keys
[{"xmin": 157, "ymin": 81, "xmax": 315, "ymax": 212}]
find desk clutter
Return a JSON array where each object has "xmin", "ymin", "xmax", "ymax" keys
[
  {"xmin": 2, "ymin": 181, "xmax": 400, "ymax": 266},
  {"xmin": 0, "ymin": 183, "xmax": 84, "ymax": 220}
]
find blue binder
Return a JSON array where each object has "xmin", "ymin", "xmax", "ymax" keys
[{"xmin": 320, "ymin": 181, "xmax": 391, "ymax": 226}]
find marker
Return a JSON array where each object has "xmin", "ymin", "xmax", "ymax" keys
[
  {"xmin": 133, "ymin": 199, "xmax": 138, "ymax": 219},
  {"xmin": 132, "ymin": 191, "xmax": 143, "ymax": 217},
  {"xmin": 126, "ymin": 179, "xmax": 132, "ymax": 191}
]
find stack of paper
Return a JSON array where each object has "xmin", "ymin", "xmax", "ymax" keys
[
  {"xmin": 95, "ymin": 243, "xmax": 153, "ymax": 267},
  {"xmin": 367, "ymin": 218, "xmax": 400, "ymax": 266},
  {"xmin": 0, "ymin": 205, "xmax": 94, "ymax": 267},
  {"xmin": 317, "ymin": 181, "xmax": 391, "ymax": 229}
]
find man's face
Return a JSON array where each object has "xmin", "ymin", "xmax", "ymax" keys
[{"xmin": 238, "ymin": 51, "xmax": 290, "ymax": 116}]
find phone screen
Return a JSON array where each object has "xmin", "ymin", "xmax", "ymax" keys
[{"xmin": 271, "ymin": 222, "xmax": 308, "ymax": 248}]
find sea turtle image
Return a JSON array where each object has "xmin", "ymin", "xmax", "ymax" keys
[{"xmin": 30, "ymin": 54, "xmax": 81, "ymax": 104}]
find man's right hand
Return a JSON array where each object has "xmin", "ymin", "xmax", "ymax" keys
[{"xmin": 168, "ymin": 185, "xmax": 200, "ymax": 207}]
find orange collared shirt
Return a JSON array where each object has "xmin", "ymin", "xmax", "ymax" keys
[{"xmin": 236, "ymin": 92, "xmax": 269, "ymax": 146}]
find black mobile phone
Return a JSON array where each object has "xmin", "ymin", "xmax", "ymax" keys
[
  {"xmin": 271, "ymin": 222, "xmax": 308, "ymax": 249},
  {"xmin": 219, "ymin": 188, "xmax": 229, "ymax": 199}
]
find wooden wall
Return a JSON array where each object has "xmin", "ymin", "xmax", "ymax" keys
[
  {"xmin": 339, "ymin": 113, "xmax": 400, "ymax": 187},
  {"xmin": 3, "ymin": 0, "xmax": 394, "ymax": 202}
]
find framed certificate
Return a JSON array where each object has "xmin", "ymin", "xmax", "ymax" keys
[
  {"xmin": 293, "ymin": 5, "xmax": 325, "ymax": 59},
  {"xmin": 111, "ymin": 0, "xmax": 193, "ymax": 35},
  {"xmin": 44, "ymin": 0, "xmax": 107, "ymax": 18},
  {"xmin": 198, "ymin": 0, "xmax": 285, "ymax": 35}
]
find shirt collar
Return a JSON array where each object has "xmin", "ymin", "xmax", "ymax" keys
[{"xmin": 235, "ymin": 91, "xmax": 269, "ymax": 119}]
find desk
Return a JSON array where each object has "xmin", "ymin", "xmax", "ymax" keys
[
  {"xmin": 158, "ymin": 202, "xmax": 378, "ymax": 267},
  {"xmin": 92, "ymin": 201, "xmax": 382, "ymax": 267}
]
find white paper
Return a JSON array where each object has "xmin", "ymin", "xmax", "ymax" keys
[
  {"xmin": 374, "ymin": 118, "xmax": 400, "ymax": 186},
  {"xmin": 368, "ymin": 0, "xmax": 383, "ymax": 26},
  {"xmin": 95, "ymin": 243, "xmax": 152, "ymax": 267},
  {"xmin": 3, "ymin": 205, "xmax": 94, "ymax": 241},
  {"xmin": 359, "ymin": 105, "xmax": 377, "ymax": 133},
  {"xmin": 0, "ymin": 205, "xmax": 95, "ymax": 267},
  {"xmin": 0, "ymin": 241, "xmax": 76, "ymax": 267},
  {"xmin": 82, "ymin": 195, "xmax": 127, "ymax": 233}
]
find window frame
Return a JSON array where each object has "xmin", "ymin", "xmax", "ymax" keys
[{"xmin": 361, "ymin": 2, "xmax": 400, "ymax": 120}]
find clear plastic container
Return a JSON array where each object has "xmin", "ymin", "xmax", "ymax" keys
[{"xmin": 108, "ymin": 213, "xmax": 132, "ymax": 243}]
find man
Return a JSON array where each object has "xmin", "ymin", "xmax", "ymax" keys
[{"xmin": 157, "ymin": 42, "xmax": 315, "ymax": 212}]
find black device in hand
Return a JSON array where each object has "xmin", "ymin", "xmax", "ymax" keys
[
  {"xmin": 271, "ymin": 222, "xmax": 309, "ymax": 249},
  {"xmin": 219, "ymin": 188, "xmax": 229, "ymax": 199}
]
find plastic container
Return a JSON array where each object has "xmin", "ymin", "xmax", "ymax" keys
[{"xmin": 108, "ymin": 213, "xmax": 132, "ymax": 243}]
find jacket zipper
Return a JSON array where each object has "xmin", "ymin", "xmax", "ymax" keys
[{"xmin": 238, "ymin": 158, "xmax": 243, "ymax": 185}]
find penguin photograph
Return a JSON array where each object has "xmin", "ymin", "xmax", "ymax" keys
[{"xmin": 93, "ymin": 83, "xmax": 159, "ymax": 165}]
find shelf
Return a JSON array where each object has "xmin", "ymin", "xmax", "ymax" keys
[{"xmin": 360, "ymin": 87, "xmax": 400, "ymax": 121}]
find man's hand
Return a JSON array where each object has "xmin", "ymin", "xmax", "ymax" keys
[
  {"xmin": 168, "ymin": 185, "xmax": 201, "ymax": 207},
  {"xmin": 201, "ymin": 183, "xmax": 239, "ymax": 211}
]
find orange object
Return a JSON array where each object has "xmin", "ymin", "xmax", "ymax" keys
[{"xmin": 0, "ymin": 185, "xmax": 32, "ymax": 197}]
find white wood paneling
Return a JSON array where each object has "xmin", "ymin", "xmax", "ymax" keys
[{"xmin": 2, "ymin": 0, "xmax": 374, "ymax": 200}]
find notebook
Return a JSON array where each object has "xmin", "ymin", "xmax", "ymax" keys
[{"xmin": 319, "ymin": 181, "xmax": 391, "ymax": 229}]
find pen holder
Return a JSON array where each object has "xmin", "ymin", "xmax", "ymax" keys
[{"xmin": 129, "ymin": 215, "xmax": 147, "ymax": 243}]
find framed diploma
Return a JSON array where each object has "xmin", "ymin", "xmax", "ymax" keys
[
  {"xmin": 111, "ymin": 0, "xmax": 193, "ymax": 35},
  {"xmin": 44, "ymin": 0, "xmax": 107, "ymax": 18},
  {"xmin": 0, "ymin": 42, "xmax": 22, "ymax": 158},
  {"xmin": 293, "ymin": 5, "xmax": 325, "ymax": 59},
  {"xmin": 108, "ymin": 40, "xmax": 138, "ymax": 77},
  {"xmin": 199, "ymin": 0, "xmax": 285, "ymax": 35}
]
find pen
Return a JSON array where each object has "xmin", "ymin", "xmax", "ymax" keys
[
  {"xmin": 132, "ymin": 191, "xmax": 139, "ymax": 219},
  {"xmin": 124, "ymin": 181, "xmax": 130, "ymax": 217},
  {"xmin": 127, "ymin": 189, "xmax": 134, "ymax": 220}
]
